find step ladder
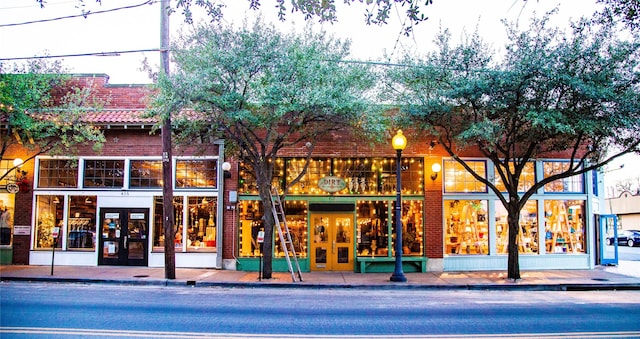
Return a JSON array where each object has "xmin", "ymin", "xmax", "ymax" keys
[{"xmin": 270, "ymin": 186, "xmax": 303, "ymax": 282}]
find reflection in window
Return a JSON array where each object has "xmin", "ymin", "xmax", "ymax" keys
[
  {"xmin": 543, "ymin": 162, "xmax": 584, "ymax": 193},
  {"xmin": 34, "ymin": 195, "xmax": 64, "ymax": 249},
  {"xmin": 38, "ymin": 159, "xmax": 78, "ymax": 188},
  {"xmin": 443, "ymin": 159, "xmax": 487, "ymax": 193},
  {"xmin": 496, "ymin": 200, "xmax": 538, "ymax": 254},
  {"xmin": 494, "ymin": 161, "xmax": 535, "ymax": 192},
  {"xmin": 544, "ymin": 200, "xmax": 585, "ymax": 254},
  {"xmin": 84, "ymin": 159, "xmax": 124, "ymax": 188},
  {"xmin": 130, "ymin": 160, "xmax": 162, "ymax": 188},
  {"xmin": 175, "ymin": 159, "xmax": 217, "ymax": 188},
  {"xmin": 67, "ymin": 196, "xmax": 97, "ymax": 250},
  {"xmin": 444, "ymin": 200, "xmax": 488, "ymax": 255}
]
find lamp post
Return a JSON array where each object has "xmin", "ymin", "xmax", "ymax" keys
[{"xmin": 390, "ymin": 130, "xmax": 408, "ymax": 282}]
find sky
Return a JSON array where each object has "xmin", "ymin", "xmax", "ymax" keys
[{"xmin": 0, "ymin": 0, "xmax": 637, "ymax": 185}]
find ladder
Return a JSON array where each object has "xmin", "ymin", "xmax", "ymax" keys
[{"xmin": 270, "ymin": 186, "xmax": 303, "ymax": 282}]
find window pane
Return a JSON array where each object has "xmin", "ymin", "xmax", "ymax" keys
[
  {"xmin": 34, "ymin": 195, "xmax": 64, "ymax": 249},
  {"xmin": 287, "ymin": 158, "xmax": 332, "ymax": 195},
  {"xmin": 443, "ymin": 160, "xmax": 487, "ymax": 193},
  {"xmin": 494, "ymin": 161, "xmax": 535, "ymax": 192},
  {"xmin": 152, "ymin": 196, "xmax": 183, "ymax": 252},
  {"xmin": 67, "ymin": 196, "xmax": 97, "ymax": 251},
  {"xmin": 275, "ymin": 200, "xmax": 308, "ymax": 258},
  {"xmin": 543, "ymin": 161, "xmax": 584, "ymax": 193},
  {"xmin": 496, "ymin": 200, "xmax": 538, "ymax": 254},
  {"xmin": 238, "ymin": 201, "xmax": 265, "ymax": 257},
  {"xmin": 356, "ymin": 200, "xmax": 391, "ymax": 256},
  {"xmin": 391, "ymin": 200, "xmax": 424, "ymax": 256},
  {"xmin": 444, "ymin": 200, "xmax": 488, "ymax": 255},
  {"xmin": 84, "ymin": 160, "xmax": 124, "ymax": 188},
  {"xmin": 184, "ymin": 196, "xmax": 217, "ymax": 252},
  {"xmin": 544, "ymin": 200, "xmax": 585, "ymax": 254},
  {"xmin": 175, "ymin": 160, "xmax": 217, "ymax": 188},
  {"xmin": 130, "ymin": 160, "xmax": 162, "ymax": 188},
  {"xmin": 38, "ymin": 159, "xmax": 78, "ymax": 188}
]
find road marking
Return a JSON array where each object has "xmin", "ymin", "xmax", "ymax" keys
[{"xmin": 2, "ymin": 327, "xmax": 640, "ymax": 338}]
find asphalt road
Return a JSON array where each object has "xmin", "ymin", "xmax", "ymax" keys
[
  {"xmin": 1, "ymin": 282, "xmax": 640, "ymax": 338},
  {"xmin": 618, "ymin": 244, "xmax": 640, "ymax": 261}
]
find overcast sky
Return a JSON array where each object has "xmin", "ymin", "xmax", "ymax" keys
[{"xmin": 0, "ymin": 0, "xmax": 637, "ymax": 183}]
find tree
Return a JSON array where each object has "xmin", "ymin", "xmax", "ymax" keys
[
  {"xmin": 0, "ymin": 59, "xmax": 105, "ymax": 182},
  {"xmin": 596, "ymin": 0, "xmax": 640, "ymax": 31},
  {"xmin": 387, "ymin": 13, "xmax": 640, "ymax": 280},
  {"xmin": 151, "ymin": 20, "xmax": 382, "ymax": 278}
]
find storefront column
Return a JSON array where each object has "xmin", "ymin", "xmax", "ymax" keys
[{"xmin": 424, "ymin": 157, "xmax": 444, "ymax": 270}]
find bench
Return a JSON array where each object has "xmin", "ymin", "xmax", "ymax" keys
[{"xmin": 356, "ymin": 256, "xmax": 427, "ymax": 273}]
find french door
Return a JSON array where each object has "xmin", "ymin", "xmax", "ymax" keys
[
  {"xmin": 309, "ymin": 213, "xmax": 354, "ymax": 271},
  {"xmin": 99, "ymin": 208, "xmax": 149, "ymax": 266}
]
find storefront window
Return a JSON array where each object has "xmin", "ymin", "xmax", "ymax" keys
[
  {"xmin": 496, "ymin": 200, "xmax": 538, "ymax": 254},
  {"xmin": 0, "ymin": 195, "xmax": 15, "ymax": 246},
  {"xmin": 391, "ymin": 200, "xmax": 424, "ymax": 256},
  {"xmin": 83, "ymin": 159, "xmax": 124, "ymax": 188},
  {"xmin": 175, "ymin": 159, "xmax": 218, "ymax": 189},
  {"xmin": 238, "ymin": 200, "xmax": 266, "ymax": 257},
  {"xmin": 38, "ymin": 159, "xmax": 78, "ymax": 188},
  {"xmin": 275, "ymin": 200, "xmax": 308, "ymax": 258},
  {"xmin": 287, "ymin": 158, "xmax": 332, "ymax": 195},
  {"xmin": 356, "ymin": 201, "xmax": 390, "ymax": 256},
  {"xmin": 494, "ymin": 161, "xmax": 535, "ymax": 192},
  {"xmin": 66, "ymin": 196, "xmax": 97, "ymax": 251},
  {"xmin": 238, "ymin": 160, "xmax": 284, "ymax": 195},
  {"xmin": 184, "ymin": 196, "xmax": 217, "ymax": 252},
  {"xmin": 444, "ymin": 200, "xmax": 488, "ymax": 255},
  {"xmin": 544, "ymin": 200, "xmax": 585, "ymax": 254},
  {"xmin": 443, "ymin": 159, "xmax": 487, "ymax": 193},
  {"xmin": 130, "ymin": 160, "xmax": 162, "ymax": 188},
  {"xmin": 152, "ymin": 196, "xmax": 183, "ymax": 252},
  {"xmin": 34, "ymin": 195, "xmax": 64, "ymax": 249},
  {"xmin": 543, "ymin": 161, "xmax": 584, "ymax": 193}
]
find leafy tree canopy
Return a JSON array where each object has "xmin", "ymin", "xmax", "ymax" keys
[
  {"xmin": 0, "ymin": 59, "xmax": 106, "ymax": 180},
  {"xmin": 387, "ymin": 11, "xmax": 640, "ymax": 279}
]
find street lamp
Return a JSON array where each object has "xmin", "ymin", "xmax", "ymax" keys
[{"xmin": 390, "ymin": 130, "xmax": 408, "ymax": 282}]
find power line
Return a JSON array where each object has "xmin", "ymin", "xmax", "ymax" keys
[
  {"xmin": 0, "ymin": 0, "xmax": 157, "ymax": 28},
  {"xmin": 0, "ymin": 49, "xmax": 162, "ymax": 61}
]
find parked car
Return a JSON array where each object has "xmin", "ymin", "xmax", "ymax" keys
[{"xmin": 606, "ymin": 230, "xmax": 640, "ymax": 247}]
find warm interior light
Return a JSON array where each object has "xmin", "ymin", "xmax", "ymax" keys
[
  {"xmin": 431, "ymin": 162, "xmax": 442, "ymax": 181},
  {"xmin": 221, "ymin": 162, "xmax": 231, "ymax": 171},
  {"xmin": 391, "ymin": 130, "xmax": 407, "ymax": 151}
]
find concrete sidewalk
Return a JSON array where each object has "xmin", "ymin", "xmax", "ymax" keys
[{"xmin": 2, "ymin": 261, "xmax": 640, "ymax": 290}]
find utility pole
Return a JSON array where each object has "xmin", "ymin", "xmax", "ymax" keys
[{"xmin": 160, "ymin": 0, "xmax": 175, "ymax": 279}]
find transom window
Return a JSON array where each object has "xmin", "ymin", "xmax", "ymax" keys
[
  {"xmin": 175, "ymin": 159, "xmax": 218, "ymax": 188},
  {"xmin": 129, "ymin": 160, "xmax": 162, "ymax": 188},
  {"xmin": 84, "ymin": 160, "xmax": 125, "ymax": 188},
  {"xmin": 494, "ymin": 161, "xmax": 535, "ymax": 192},
  {"xmin": 543, "ymin": 161, "xmax": 584, "ymax": 193},
  {"xmin": 443, "ymin": 159, "xmax": 487, "ymax": 193},
  {"xmin": 38, "ymin": 159, "xmax": 78, "ymax": 188}
]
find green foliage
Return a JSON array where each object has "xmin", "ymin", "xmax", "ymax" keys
[
  {"xmin": 388, "ymin": 12, "xmax": 640, "ymax": 279},
  {"xmin": 0, "ymin": 60, "xmax": 106, "ymax": 180}
]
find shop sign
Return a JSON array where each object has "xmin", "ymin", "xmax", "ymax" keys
[
  {"xmin": 318, "ymin": 176, "xmax": 346, "ymax": 193},
  {"xmin": 14, "ymin": 225, "xmax": 31, "ymax": 235},
  {"xmin": 6, "ymin": 183, "xmax": 19, "ymax": 194}
]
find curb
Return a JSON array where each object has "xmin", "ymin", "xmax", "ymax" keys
[{"xmin": 3, "ymin": 276, "xmax": 640, "ymax": 291}]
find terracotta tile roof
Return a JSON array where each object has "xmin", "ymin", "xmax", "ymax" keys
[{"xmin": 83, "ymin": 110, "xmax": 157, "ymax": 125}]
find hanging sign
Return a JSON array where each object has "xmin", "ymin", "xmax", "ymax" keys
[
  {"xmin": 257, "ymin": 231, "xmax": 265, "ymax": 244},
  {"xmin": 6, "ymin": 183, "xmax": 19, "ymax": 194},
  {"xmin": 317, "ymin": 176, "xmax": 346, "ymax": 193}
]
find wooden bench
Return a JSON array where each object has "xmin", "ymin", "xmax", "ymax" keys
[{"xmin": 356, "ymin": 256, "xmax": 427, "ymax": 273}]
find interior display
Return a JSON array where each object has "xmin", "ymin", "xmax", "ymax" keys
[
  {"xmin": 496, "ymin": 200, "xmax": 538, "ymax": 254},
  {"xmin": 66, "ymin": 196, "xmax": 97, "ymax": 250},
  {"xmin": 185, "ymin": 196, "xmax": 218, "ymax": 252},
  {"xmin": 356, "ymin": 201, "xmax": 389, "ymax": 256},
  {"xmin": 0, "ymin": 196, "xmax": 15, "ymax": 246},
  {"xmin": 544, "ymin": 200, "xmax": 585, "ymax": 253},
  {"xmin": 444, "ymin": 200, "xmax": 488, "ymax": 255}
]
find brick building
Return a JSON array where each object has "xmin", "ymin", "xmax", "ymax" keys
[{"xmin": 1, "ymin": 74, "xmax": 607, "ymax": 272}]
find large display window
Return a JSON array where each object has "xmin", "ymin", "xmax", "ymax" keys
[
  {"xmin": 66, "ymin": 196, "xmax": 97, "ymax": 251},
  {"xmin": 152, "ymin": 196, "xmax": 218, "ymax": 252},
  {"xmin": 496, "ymin": 200, "xmax": 538, "ymax": 254},
  {"xmin": 356, "ymin": 201, "xmax": 390, "ymax": 256},
  {"xmin": 0, "ymin": 195, "xmax": 15, "ymax": 246},
  {"xmin": 34, "ymin": 195, "xmax": 64, "ymax": 249},
  {"xmin": 444, "ymin": 200, "xmax": 488, "ymax": 255},
  {"xmin": 544, "ymin": 200, "xmax": 585, "ymax": 254}
]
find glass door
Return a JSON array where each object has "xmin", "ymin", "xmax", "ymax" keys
[
  {"xmin": 99, "ymin": 208, "xmax": 149, "ymax": 266},
  {"xmin": 599, "ymin": 214, "xmax": 618, "ymax": 266},
  {"xmin": 310, "ymin": 213, "xmax": 354, "ymax": 271}
]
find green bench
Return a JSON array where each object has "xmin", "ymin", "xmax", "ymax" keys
[{"xmin": 356, "ymin": 256, "xmax": 427, "ymax": 273}]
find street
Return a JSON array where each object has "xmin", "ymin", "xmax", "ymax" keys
[
  {"xmin": 1, "ymin": 281, "xmax": 640, "ymax": 338},
  {"xmin": 618, "ymin": 244, "xmax": 640, "ymax": 261}
]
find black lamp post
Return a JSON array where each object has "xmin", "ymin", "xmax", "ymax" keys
[{"xmin": 390, "ymin": 130, "xmax": 408, "ymax": 282}]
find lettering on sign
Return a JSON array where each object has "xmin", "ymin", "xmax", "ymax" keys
[{"xmin": 317, "ymin": 176, "xmax": 346, "ymax": 193}]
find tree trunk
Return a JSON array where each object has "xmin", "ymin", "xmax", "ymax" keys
[
  {"xmin": 507, "ymin": 204, "xmax": 521, "ymax": 281},
  {"xmin": 255, "ymin": 168, "xmax": 275, "ymax": 279}
]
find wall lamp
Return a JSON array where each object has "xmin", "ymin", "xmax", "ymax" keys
[
  {"xmin": 430, "ymin": 163, "xmax": 442, "ymax": 181},
  {"xmin": 222, "ymin": 161, "xmax": 232, "ymax": 179}
]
